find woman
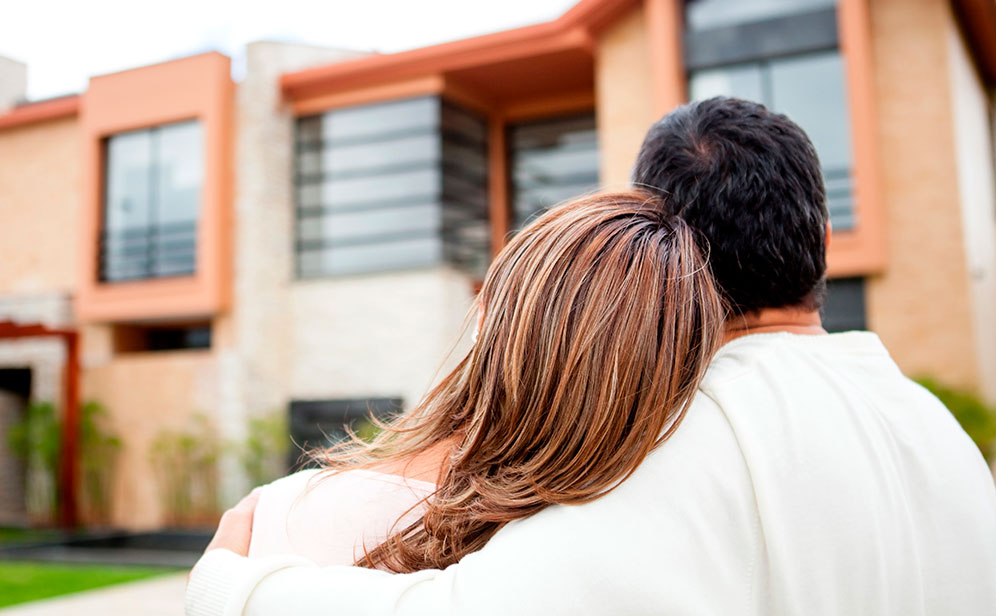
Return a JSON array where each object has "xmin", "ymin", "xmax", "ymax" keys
[{"xmin": 248, "ymin": 190, "xmax": 724, "ymax": 572}]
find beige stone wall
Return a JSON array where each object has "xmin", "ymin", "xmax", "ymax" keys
[
  {"xmin": 864, "ymin": 0, "xmax": 979, "ymax": 390},
  {"xmin": 289, "ymin": 268, "xmax": 475, "ymax": 412},
  {"xmin": 0, "ymin": 117, "xmax": 79, "ymax": 296},
  {"xmin": 225, "ymin": 42, "xmax": 367, "ymax": 501},
  {"xmin": 595, "ymin": 6, "xmax": 656, "ymax": 189}
]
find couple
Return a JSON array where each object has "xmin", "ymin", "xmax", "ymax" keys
[{"xmin": 186, "ymin": 98, "xmax": 996, "ymax": 615}]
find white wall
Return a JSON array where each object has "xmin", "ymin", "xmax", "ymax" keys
[{"xmin": 947, "ymin": 24, "xmax": 996, "ymax": 402}]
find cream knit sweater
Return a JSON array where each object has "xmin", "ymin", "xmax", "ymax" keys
[{"xmin": 187, "ymin": 332, "xmax": 996, "ymax": 615}]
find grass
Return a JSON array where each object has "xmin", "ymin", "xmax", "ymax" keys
[{"xmin": 0, "ymin": 561, "xmax": 180, "ymax": 608}]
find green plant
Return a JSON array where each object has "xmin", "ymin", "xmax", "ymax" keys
[
  {"xmin": 5, "ymin": 401, "xmax": 60, "ymax": 523},
  {"xmin": 240, "ymin": 412, "xmax": 290, "ymax": 488},
  {"xmin": 149, "ymin": 414, "xmax": 220, "ymax": 526},
  {"xmin": 916, "ymin": 377, "xmax": 996, "ymax": 461},
  {"xmin": 78, "ymin": 401, "xmax": 121, "ymax": 524}
]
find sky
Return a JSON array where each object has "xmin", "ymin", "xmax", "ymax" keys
[{"xmin": 1, "ymin": 0, "xmax": 578, "ymax": 102}]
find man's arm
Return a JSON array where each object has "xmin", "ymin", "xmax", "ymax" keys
[
  {"xmin": 186, "ymin": 503, "xmax": 615, "ymax": 616},
  {"xmin": 184, "ymin": 397, "xmax": 755, "ymax": 616}
]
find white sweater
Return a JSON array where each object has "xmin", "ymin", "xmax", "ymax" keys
[{"xmin": 186, "ymin": 332, "xmax": 996, "ymax": 615}]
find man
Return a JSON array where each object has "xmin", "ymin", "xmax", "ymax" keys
[{"xmin": 186, "ymin": 98, "xmax": 996, "ymax": 615}]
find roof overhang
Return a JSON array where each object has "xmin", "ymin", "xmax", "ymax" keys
[
  {"xmin": 280, "ymin": 0, "xmax": 639, "ymax": 107},
  {"xmin": 0, "ymin": 95, "xmax": 79, "ymax": 131},
  {"xmin": 951, "ymin": 0, "xmax": 996, "ymax": 86}
]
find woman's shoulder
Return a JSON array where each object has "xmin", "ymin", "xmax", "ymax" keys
[{"xmin": 249, "ymin": 467, "xmax": 434, "ymax": 565}]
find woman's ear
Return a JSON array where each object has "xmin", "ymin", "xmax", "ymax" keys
[{"xmin": 477, "ymin": 304, "xmax": 485, "ymax": 333}]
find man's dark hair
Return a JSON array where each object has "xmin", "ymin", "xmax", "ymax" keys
[{"xmin": 632, "ymin": 96, "xmax": 828, "ymax": 315}]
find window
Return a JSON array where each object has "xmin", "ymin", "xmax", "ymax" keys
[
  {"xmin": 685, "ymin": 0, "xmax": 855, "ymax": 230},
  {"xmin": 101, "ymin": 121, "xmax": 203, "ymax": 282},
  {"xmin": 288, "ymin": 398, "xmax": 402, "ymax": 470},
  {"xmin": 113, "ymin": 322, "xmax": 212, "ymax": 353},
  {"xmin": 822, "ymin": 277, "xmax": 866, "ymax": 332},
  {"xmin": 508, "ymin": 112, "xmax": 599, "ymax": 228},
  {"xmin": 295, "ymin": 97, "xmax": 489, "ymax": 279}
]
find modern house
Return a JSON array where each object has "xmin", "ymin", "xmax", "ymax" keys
[{"xmin": 0, "ymin": 0, "xmax": 993, "ymax": 529}]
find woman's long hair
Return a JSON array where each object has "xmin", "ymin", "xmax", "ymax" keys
[{"xmin": 317, "ymin": 190, "xmax": 725, "ymax": 572}]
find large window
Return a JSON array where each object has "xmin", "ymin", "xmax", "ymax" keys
[
  {"xmin": 508, "ymin": 112, "xmax": 599, "ymax": 228},
  {"xmin": 101, "ymin": 121, "xmax": 202, "ymax": 282},
  {"xmin": 684, "ymin": 0, "xmax": 854, "ymax": 230},
  {"xmin": 295, "ymin": 96, "xmax": 489, "ymax": 279}
]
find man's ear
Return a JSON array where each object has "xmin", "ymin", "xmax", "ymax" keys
[{"xmin": 825, "ymin": 222, "xmax": 832, "ymax": 252}]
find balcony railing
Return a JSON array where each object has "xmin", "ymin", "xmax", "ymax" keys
[{"xmin": 98, "ymin": 221, "xmax": 197, "ymax": 282}]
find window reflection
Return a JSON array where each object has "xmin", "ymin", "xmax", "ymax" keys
[
  {"xmin": 295, "ymin": 97, "xmax": 489, "ymax": 278},
  {"xmin": 687, "ymin": 0, "xmax": 836, "ymax": 31},
  {"xmin": 508, "ymin": 113, "xmax": 599, "ymax": 228},
  {"xmin": 101, "ymin": 121, "xmax": 202, "ymax": 282}
]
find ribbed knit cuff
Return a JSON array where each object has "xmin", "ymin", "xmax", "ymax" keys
[{"xmin": 184, "ymin": 549, "xmax": 312, "ymax": 616}]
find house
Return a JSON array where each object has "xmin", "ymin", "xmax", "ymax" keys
[{"xmin": 0, "ymin": 0, "xmax": 993, "ymax": 529}]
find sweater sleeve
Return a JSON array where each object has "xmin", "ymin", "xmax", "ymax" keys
[
  {"xmin": 184, "ymin": 397, "xmax": 757, "ymax": 616},
  {"xmin": 185, "ymin": 504, "xmax": 640, "ymax": 616}
]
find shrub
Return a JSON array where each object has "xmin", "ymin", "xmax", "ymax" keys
[
  {"xmin": 240, "ymin": 412, "xmax": 289, "ymax": 488},
  {"xmin": 5, "ymin": 401, "xmax": 60, "ymax": 523},
  {"xmin": 78, "ymin": 401, "xmax": 121, "ymax": 525},
  {"xmin": 149, "ymin": 414, "xmax": 220, "ymax": 526},
  {"xmin": 916, "ymin": 377, "xmax": 996, "ymax": 462}
]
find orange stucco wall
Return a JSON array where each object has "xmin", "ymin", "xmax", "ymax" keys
[{"xmin": 76, "ymin": 52, "xmax": 234, "ymax": 323}]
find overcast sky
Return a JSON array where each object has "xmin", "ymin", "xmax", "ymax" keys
[{"xmin": 1, "ymin": 0, "xmax": 578, "ymax": 101}]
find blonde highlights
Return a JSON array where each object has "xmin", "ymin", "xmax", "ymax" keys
[{"xmin": 318, "ymin": 191, "xmax": 725, "ymax": 572}]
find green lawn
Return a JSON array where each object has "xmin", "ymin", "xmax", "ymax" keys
[{"xmin": 0, "ymin": 561, "xmax": 180, "ymax": 608}]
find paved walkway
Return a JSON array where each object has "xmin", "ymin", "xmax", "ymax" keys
[{"xmin": 0, "ymin": 572, "xmax": 187, "ymax": 615}]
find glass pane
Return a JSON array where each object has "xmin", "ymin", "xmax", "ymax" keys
[
  {"xmin": 299, "ymin": 133, "xmax": 439, "ymax": 178},
  {"xmin": 687, "ymin": 0, "xmax": 836, "ymax": 31},
  {"xmin": 105, "ymin": 130, "xmax": 152, "ymax": 233},
  {"xmin": 298, "ymin": 167, "xmax": 441, "ymax": 210},
  {"xmin": 103, "ymin": 130, "xmax": 152, "ymax": 281},
  {"xmin": 770, "ymin": 51, "xmax": 853, "ymax": 229},
  {"xmin": 102, "ymin": 120, "xmax": 203, "ymax": 282},
  {"xmin": 322, "ymin": 97, "xmax": 438, "ymax": 142},
  {"xmin": 769, "ymin": 51, "xmax": 851, "ymax": 171},
  {"xmin": 297, "ymin": 204, "xmax": 439, "ymax": 243},
  {"xmin": 295, "ymin": 97, "xmax": 490, "ymax": 277},
  {"xmin": 688, "ymin": 63, "xmax": 765, "ymax": 103},
  {"xmin": 440, "ymin": 102, "xmax": 489, "ymax": 277},
  {"xmin": 156, "ymin": 121, "xmax": 203, "ymax": 227},
  {"xmin": 509, "ymin": 113, "xmax": 599, "ymax": 228},
  {"xmin": 298, "ymin": 236, "xmax": 442, "ymax": 277}
]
